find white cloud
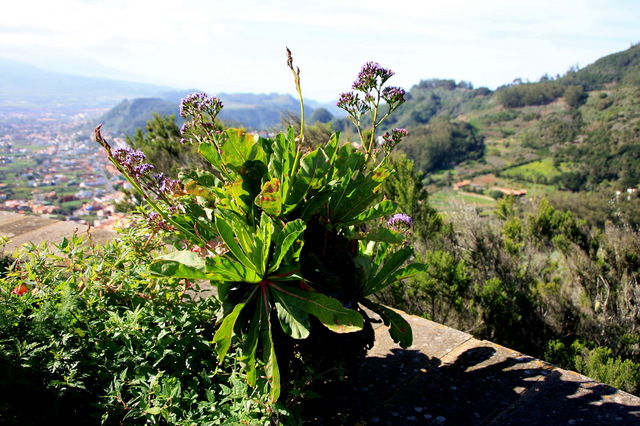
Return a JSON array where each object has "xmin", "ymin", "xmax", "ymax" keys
[{"xmin": 1, "ymin": 0, "xmax": 639, "ymax": 101}]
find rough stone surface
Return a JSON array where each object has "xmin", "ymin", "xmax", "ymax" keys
[
  {"xmin": 2, "ymin": 212, "xmax": 640, "ymax": 424},
  {"xmin": 305, "ymin": 312, "xmax": 640, "ymax": 425},
  {"xmin": 0, "ymin": 211, "xmax": 113, "ymax": 252}
]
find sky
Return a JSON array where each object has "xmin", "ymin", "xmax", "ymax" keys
[{"xmin": 1, "ymin": 0, "xmax": 639, "ymax": 102}]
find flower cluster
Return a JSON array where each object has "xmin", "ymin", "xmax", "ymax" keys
[
  {"xmin": 111, "ymin": 146, "xmax": 183, "ymax": 204},
  {"xmin": 387, "ymin": 213, "xmax": 413, "ymax": 233},
  {"xmin": 113, "ymin": 147, "xmax": 154, "ymax": 178},
  {"xmin": 153, "ymin": 173, "xmax": 182, "ymax": 196},
  {"xmin": 147, "ymin": 211, "xmax": 172, "ymax": 231},
  {"xmin": 352, "ymin": 61, "xmax": 394, "ymax": 91},
  {"xmin": 337, "ymin": 62, "xmax": 406, "ymax": 161},
  {"xmin": 179, "ymin": 92, "xmax": 223, "ymax": 120},
  {"xmin": 381, "ymin": 86, "xmax": 406, "ymax": 105},
  {"xmin": 381, "ymin": 128, "xmax": 409, "ymax": 152}
]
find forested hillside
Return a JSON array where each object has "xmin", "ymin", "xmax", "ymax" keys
[{"xmin": 343, "ymin": 43, "xmax": 640, "ymax": 230}]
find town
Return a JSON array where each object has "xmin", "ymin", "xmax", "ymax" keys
[{"xmin": 0, "ymin": 107, "xmax": 130, "ymax": 229}]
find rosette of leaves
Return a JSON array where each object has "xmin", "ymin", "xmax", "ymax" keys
[{"xmin": 95, "ymin": 58, "xmax": 423, "ymax": 402}]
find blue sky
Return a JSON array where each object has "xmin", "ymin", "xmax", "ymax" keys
[{"xmin": 1, "ymin": 0, "xmax": 638, "ymax": 102}]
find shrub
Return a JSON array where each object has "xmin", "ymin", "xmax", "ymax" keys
[
  {"xmin": 545, "ymin": 340, "xmax": 640, "ymax": 395},
  {"xmin": 0, "ymin": 226, "xmax": 276, "ymax": 424}
]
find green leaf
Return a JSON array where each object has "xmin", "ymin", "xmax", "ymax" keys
[
  {"xmin": 150, "ymin": 251, "xmax": 261, "ymax": 283},
  {"xmin": 362, "ymin": 246, "xmax": 415, "ymax": 296},
  {"xmin": 299, "ymin": 190, "xmax": 333, "ymax": 222},
  {"xmin": 264, "ymin": 129, "xmax": 295, "ymax": 205},
  {"xmin": 199, "ymin": 141, "xmax": 226, "ymax": 175},
  {"xmin": 269, "ymin": 283, "xmax": 363, "ymax": 333},
  {"xmin": 392, "ymin": 262, "xmax": 428, "ymax": 282},
  {"xmin": 260, "ymin": 307, "xmax": 281, "ymax": 403},
  {"xmin": 241, "ymin": 306, "xmax": 262, "ymax": 386},
  {"xmin": 255, "ymin": 178, "xmax": 283, "ymax": 216},
  {"xmin": 341, "ymin": 199, "xmax": 398, "ymax": 228},
  {"xmin": 149, "ymin": 250, "xmax": 207, "ymax": 279},
  {"xmin": 213, "ymin": 302, "xmax": 246, "ymax": 362},
  {"xmin": 220, "ymin": 128, "xmax": 266, "ymax": 170},
  {"xmin": 273, "ymin": 292, "xmax": 311, "ymax": 339},
  {"xmin": 214, "ymin": 212, "xmax": 257, "ymax": 272},
  {"xmin": 362, "ymin": 299, "xmax": 413, "ymax": 348},
  {"xmin": 144, "ymin": 407, "xmax": 163, "ymax": 415},
  {"xmin": 330, "ymin": 167, "xmax": 393, "ymax": 226},
  {"xmin": 268, "ymin": 219, "xmax": 305, "ymax": 274},
  {"xmin": 254, "ymin": 213, "xmax": 274, "ymax": 274},
  {"xmin": 285, "ymin": 148, "xmax": 331, "ymax": 213}
]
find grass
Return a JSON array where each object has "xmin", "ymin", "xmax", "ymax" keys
[
  {"xmin": 430, "ymin": 190, "xmax": 497, "ymax": 211},
  {"xmin": 500, "ymin": 158, "xmax": 563, "ymax": 184}
]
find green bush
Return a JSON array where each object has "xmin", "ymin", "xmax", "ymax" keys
[
  {"xmin": 545, "ymin": 340, "xmax": 640, "ymax": 395},
  {"xmin": 0, "ymin": 226, "xmax": 278, "ymax": 424}
]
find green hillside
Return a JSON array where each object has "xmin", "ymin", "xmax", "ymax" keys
[{"xmin": 370, "ymin": 44, "xmax": 640, "ymax": 226}]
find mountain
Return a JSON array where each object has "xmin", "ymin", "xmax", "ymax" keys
[
  {"xmin": 97, "ymin": 91, "xmax": 341, "ymax": 135},
  {"xmin": 0, "ymin": 57, "xmax": 175, "ymax": 109},
  {"xmin": 0, "ymin": 57, "xmax": 343, "ymax": 131},
  {"xmin": 97, "ymin": 98, "xmax": 180, "ymax": 135}
]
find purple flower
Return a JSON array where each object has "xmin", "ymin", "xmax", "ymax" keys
[
  {"xmin": 180, "ymin": 92, "xmax": 223, "ymax": 119},
  {"xmin": 113, "ymin": 147, "xmax": 146, "ymax": 167},
  {"xmin": 387, "ymin": 213, "xmax": 413, "ymax": 229},
  {"xmin": 337, "ymin": 91, "xmax": 371, "ymax": 116},
  {"xmin": 352, "ymin": 62, "xmax": 395, "ymax": 92},
  {"xmin": 133, "ymin": 163, "xmax": 154, "ymax": 177},
  {"xmin": 154, "ymin": 173, "xmax": 182, "ymax": 195},
  {"xmin": 147, "ymin": 211, "xmax": 171, "ymax": 231},
  {"xmin": 337, "ymin": 92, "xmax": 357, "ymax": 112},
  {"xmin": 381, "ymin": 86, "xmax": 406, "ymax": 105},
  {"xmin": 381, "ymin": 128, "xmax": 409, "ymax": 150},
  {"xmin": 112, "ymin": 147, "xmax": 154, "ymax": 177}
]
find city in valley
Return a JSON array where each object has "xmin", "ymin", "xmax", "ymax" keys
[{"xmin": 0, "ymin": 107, "xmax": 132, "ymax": 229}]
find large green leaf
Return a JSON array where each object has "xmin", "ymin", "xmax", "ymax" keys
[
  {"xmin": 267, "ymin": 219, "xmax": 305, "ymax": 274},
  {"xmin": 268, "ymin": 283, "xmax": 363, "ymax": 333},
  {"xmin": 273, "ymin": 291, "xmax": 311, "ymax": 339},
  {"xmin": 220, "ymin": 128, "xmax": 266, "ymax": 170},
  {"xmin": 330, "ymin": 167, "xmax": 392, "ymax": 226},
  {"xmin": 149, "ymin": 251, "xmax": 260, "ymax": 283},
  {"xmin": 255, "ymin": 178, "xmax": 283, "ymax": 216},
  {"xmin": 214, "ymin": 212, "xmax": 257, "ymax": 272},
  {"xmin": 264, "ymin": 129, "xmax": 295, "ymax": 207},
  {"xmin": 285, "ymin": 148, "xmax": 331, "ymax": 213},
  {"xmin": 362, "ymin": 246, "xmax": 415, "ymax": 296},
  {"xmin": 199, "ymin": 141, "xmax": 227, "ymax": 177},
  {"xmin": 260, "ymin": 306, "xmax": 281, "ymax": 403},
  {"xmin": 241, "ymin": 305, "xmax": 263, "ymax": 386},
  {"xmin": 299, "ymin": 190, "xmax": 333, "ymax": 222},
  {"xmin": 332, "ymin": 142, "xmax": 364, "ymax": 177},
  {"xmin": 213, "ymin": 302, "xmax": 246, "ymax": 362},
  {"xmin": 341, "ymin": 199, "xmax": 398, "ymax": 228},
  {"xmin": 361, "ymin": 299, "xmax": 413, "ymax": 348},
  {"xmin": 254, "ymin": 213, "xmax": 274, "ymax": 274}
]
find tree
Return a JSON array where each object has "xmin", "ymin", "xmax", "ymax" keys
[
  {"xmin": 399, "ymin": 117, "xmax": 485, "ymax": 173},
  {"xmin": 564, "ymin": 85, "xmax": 587, "ymax": 109},
  {"xmin": 126, "ymin": 113, "xmax": 215, "ymax": 179}
]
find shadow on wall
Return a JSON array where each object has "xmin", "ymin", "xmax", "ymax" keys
[{"xmin": 304, "ymin": 346, "xmax": 640, "ymax": 425}]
